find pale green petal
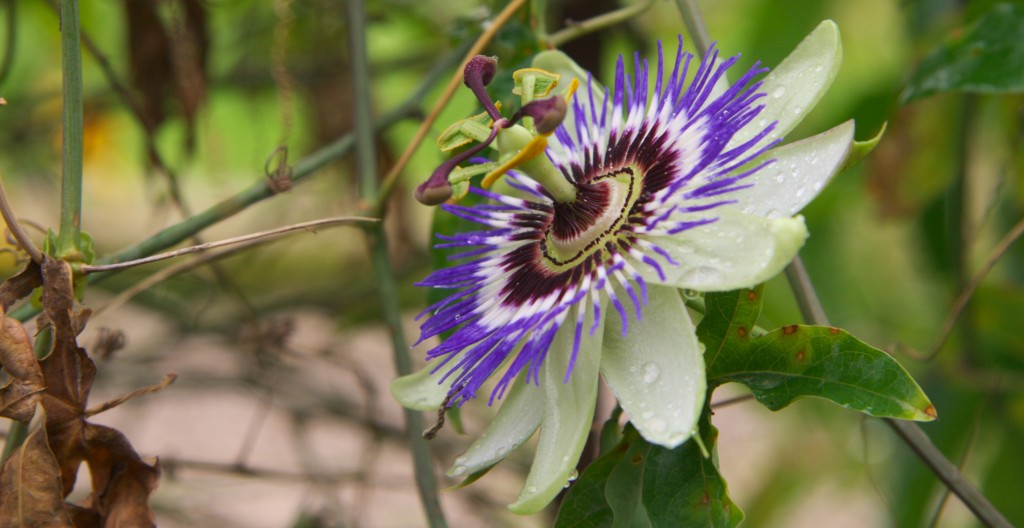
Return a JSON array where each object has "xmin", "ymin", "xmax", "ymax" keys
[
  {"xmin": 509, "ymin": 304, "xmax": 605, "ymax": 514},
  {"xmin": 390, "ymin": 362, "xmax": 456, "ymax": 412},
  {"xmin": 729, "ymin": 20, "xmax": 842, "ymax": 149},
  {"xmin": 731, "ymin": 120, "xmax": 854, "ymax": 218},
  {"xmin": 601, "ymin": 285, "xmax": 705, "ymax": 448},
  {"xmin": 643, "ymin": 210, "xmax": 808, "ymax": 291},
  {"xmin": 447, "ymin": 378, "xmax": 543, "ymax": 478}
]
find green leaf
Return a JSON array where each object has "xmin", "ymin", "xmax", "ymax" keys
[
  {"xmin": 902, "ymin": 3, "xmax": 1024, "ymax": 102},
  {"xmin": 555, "ymin": 430, "xmax": 629, "ymax": 528},
  {"xmin": 700, "ymin": 287, "xmax": 935, "ymax": 421},
  {"xmin": 606, "ymin": 432, "xmax": 652, "ymax": 528},
  {"xmin": 558, "ymin": 416, "xmax": 742, "ymax": 528},
  {"xmin": 699, "ymin": 286, "xmax": 765, "ymax": 375},
  {"xmin": 710, "ymin": 325, "xmax": 936, "ymax": 421},
  {"xmin": 641, "ymin": 413, "xmax": 743, "ymax": 528}
]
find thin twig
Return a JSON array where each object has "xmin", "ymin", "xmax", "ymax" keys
[
  {"xmin": 91, "ymin": 217, "xmax": 370, "ymax": 317},
  {"xmin": 0, "ymin": 176, "xmax": 43, "ymax": 263},
  {"xmin": 788, "ymin": 257, "xmax": 1012, "ymax": 528},
  {"xmin": 545, "ymin": 0, "xmax": 656, "ymax": 48},
  {"xmin": 84, "ymin": 374, "xmax": 177, "ymax": 417},
  {"xmin": 710, "ymin": 393, "xmax": 755, "ymax": 409},
  {"xmin": 81, "ymin": 216, "xmax": 378, "ymax": 274},
  {"xmin": 897, "ymin": 216, "xmax": 1024, "ymax": 361},
  {"xmin": 375, "ymin": 0, "xmax": 528, "ymax": 212}
]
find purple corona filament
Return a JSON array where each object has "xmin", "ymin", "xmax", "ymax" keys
[{"xmin": 417, "ymin": 38, "xmax": 777, "ymax": 407}]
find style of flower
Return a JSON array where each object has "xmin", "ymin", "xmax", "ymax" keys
[{"xmin": 393, "ymin": 20, "xmax": 855, "ymax": 513}]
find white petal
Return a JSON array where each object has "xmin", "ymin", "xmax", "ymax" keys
[
  {"xmin": 729, "ymin": 20, "xmax": 842, "ymax": 148},
  {"xmin": 601, "ymin": 285, "xmax": 705, "ymax": 448},
  {"xmin": 731, "ymin": 120, "xmax": 854, "ymax": 218},
  {"xmin": 509, "ymin": 304, "xmax": 605, "ymax": 514},
  {"xmin": 447, "ymin": 378, "xmax": 543, "ymax": 478},
  {"xmin": 389, "ymin": 361, "xmax": 457, "ymax": 412},
  {"xmin": 643, "ymin": 209, "xmax": 808, "ymax": 291}
]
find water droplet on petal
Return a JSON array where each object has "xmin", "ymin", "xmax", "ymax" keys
[
  {"xmin": 814, "ymin": 64, "xmax": 824, "ymax": 73},
  {"xmin": 527, "ymin": 485, "xmax": 538, "ymax": 494},
  {"xmin": 680, "ymin": 266, "xmax": 726, "ymax": 285},
  {"xmin": 765, "ymin": 208, "xmax": 780, "ymax": 218},
  {"xmin": 771, "ymin": 86, "xmax": 787, "ymax": 99},
  {"xmin": 793, "ymin": 105, "xmax": 804, "ymax": 115},
  {"xmin": 796, "ymin": 187, "xmax": 807, "ymax": 198},
  {"xmin": 452, "ymin": 465, "xmax": 468, "ymax": 476},
  {"xmin": 642, "ymin": 362, "xmax": 661, "ymax": 383},
  {"xmin": 564, "ymin": 469, "xmax": 579, "ymax": 488}
]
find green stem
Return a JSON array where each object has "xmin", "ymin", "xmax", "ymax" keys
[
  {"xmin": 57, "ymin": 0, "xmax": 83, "ymax": 257},
  {"xmin": 673, "ymin": 0, "xmax": 712, "ymax": 58},
  {"xmin": 345, "ymin": 0, "xmax": 447, "ymax": 526},
  {"xmin": 546, "ymin": 0, "xmax": 656, "ymax": 48}
]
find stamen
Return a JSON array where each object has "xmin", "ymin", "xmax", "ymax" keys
[{"xmin": 416, "ymin": 119, "xmax": 507, "ymax": 205}]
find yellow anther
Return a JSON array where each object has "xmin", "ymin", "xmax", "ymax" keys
[
  {"xmin": 481, "ymin": 135, "xmax": 549, "ymax": 188},
  {"xmin": 564, "ymin": 77, "xmax": 580, "ymax": 103}
]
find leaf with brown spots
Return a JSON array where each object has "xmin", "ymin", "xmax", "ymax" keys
[
  {"xmin": 707, "ymin": 322, "xmax": 936, "ymax": 421},
  {"xmin": 0, "ymin": 310, "xmax": 45, "ymax": 421},
  {"xmin": 0, "ymin": 409, "xmax": 74, "ymax": 528}
]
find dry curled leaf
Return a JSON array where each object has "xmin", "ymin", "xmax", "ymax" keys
[
  {"xmin": 0, "ymin": 260, "xmax": 42, "ymax": 311},
  {"xmin": 81, "ymin": 424, "xmax": 160, "ymax": 528},
  {"xmin": 0, "ymin": 309, "xmax": 45, "ymax": 421},
  {"xmin": 39, "ymin": 257, "xmax": 96, "ymax": 426},
  {"xmin": 124, "ymin": 0, "xmax": 208, "ymax": 152},
  {"xmin": 0, "ymin": 408, "xmax": 74, "ymax": 528}
]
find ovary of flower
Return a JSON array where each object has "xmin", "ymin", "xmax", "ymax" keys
[{"xmin": 392, "ymin": 20, "xmax": 854, "ymax": 514}]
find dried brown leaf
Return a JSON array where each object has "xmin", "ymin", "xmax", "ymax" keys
[
  {"xmin": 0, "ymin": 260, "xmax": 42, "ymax": 311},
  {"xmin": 124, "ymin": 0, "xmax": 208, "ymax": 151},
  {"xmin": 39, "ymin": 257, "xmax": 96, "ymax": 424},
  {"xmin": 46, "ymin": 422, "xmax": 86, "ymax": 499},
  {"xmin": 0, "ymin": 409, "xmax": 74, "ymax": 528},
  {"xmin": 64, "ymin": 503, "xmax": 102, "ymax": 528},
  {"xmin": 0, "ymin": 309, "xmax": 44, "ymax": 421},
  {"xmin": 0, "ymin": 310, "xmax": 42, "ymax": 382},
  {"xmin": 82, "ymin": 424, "xmax": 159, "ymax": 528}
]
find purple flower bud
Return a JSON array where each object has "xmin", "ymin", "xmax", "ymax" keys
[{"xmin": 518, "ymin": 96, "xmax": 567, "ymax": 134}]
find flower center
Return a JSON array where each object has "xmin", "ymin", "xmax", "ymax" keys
[{"xmin": 541, "ymin": 167, "xmax": 640, "ymax": 269}]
